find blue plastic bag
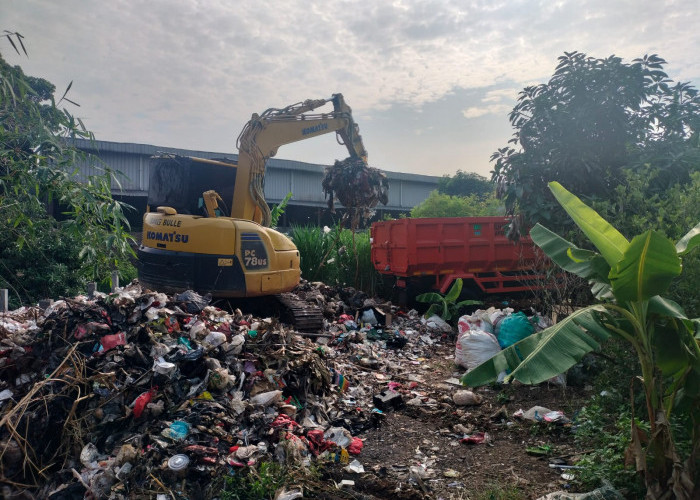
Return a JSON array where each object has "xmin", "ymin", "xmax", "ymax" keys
[{"xmin": 497, "ymin": 312, "xmax": 534, "ymax": 349}]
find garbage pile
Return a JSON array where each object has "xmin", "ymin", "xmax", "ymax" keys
[
  {"xmin": 453, "ymin": 307, "xmax": 560, "ymax": 381},
  {"xmin": 321, "ymin": 157, "xmax": 389, "ymax": 225},
  {"xmin": 0, "ymin": 282, "xmax": 387, "ymax": 499},
  {"xmin": 1, "ymin": 283, "xmax": 583, "ymax": 499}
]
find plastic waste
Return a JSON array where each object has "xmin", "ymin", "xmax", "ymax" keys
[
  {"xmin": 454, "ymin": 329, "xmax": 501, "ymax": 371},
  {"xmin": 535, "ymin": 480, "xmax": 623, "ymax": 499},
  {"xmin": 203, "ymin": 331, "xmax": 227, "ymax": 348},
  {"xmin": 274, "ymin": 487, "xmax": 304, "ymax": 500},
  {"xmin": 422, "ymin": 314, "xmax": 452, "ymax": 332},
  {"xmin": 347, "ymin": 437, "xmax": 363, "ymax": 455},
  {"xmin": 515, "ymin": 405, "xmax": 553, "ymax": 422},
  {"xmin": 345, "ymin": 459, "xmax": 365, "ymax": 473},
  {"xmin": 174, "ymin": 290, "xmax": 211, "ymax": 313},
  {"xmin": 167, "ymin": 454, "xmax": 189, "ymax": 477},
  {"xmin": 496, "ymin": 311, "xmax": 534, "ymax": 348},
  {"xmin": 80, "ymin": 443, "xmax": 99, "ymax": 467},
  {"xmin": 359, "ymin": 309, "xmax": 378, "ymax": 326},
  {"xmin": 458, "ymin": 311, "xmax": 494, "ymax": 335},
  {"xmin": 167, "ymin": 420, "xmax": 190, "ymax": 440},
  {"xmin": 132, "ymin": 387, "xmax": 157, "ymax": 418},
  {"xmin": 98, "ymin": 332, "xmax": 126, "ymax": 354},
  {"xmin": 460, "ymin": 432, "xmax": 489, "ymax": 444},
  {"xmin": 249, "ymin": 390, "xmax": 283, "ymax": 406},
  {"xmin": 324, "ymin": 426, "xmax": 352, "ymax": 448},
  {"xmin": 153, "ymin": 357, "xmax": 177, "ymax": 377}
]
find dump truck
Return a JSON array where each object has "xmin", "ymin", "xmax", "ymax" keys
[{"xmin": 371, "ymin": 216, "xmax": 548, "ymax": 301}]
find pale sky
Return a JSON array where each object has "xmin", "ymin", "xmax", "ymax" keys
[{"xmin": 3, "ymin": 0, "xmax": 699, "ymax": 178}]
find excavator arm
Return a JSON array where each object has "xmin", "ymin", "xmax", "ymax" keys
[{"xmin": 232, "ymin": 93, "xmax": 367, "ymax": 226}]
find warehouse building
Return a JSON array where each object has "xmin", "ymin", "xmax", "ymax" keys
[{"xmin": 72, "ymin": 139, "xmax": 439, "ymax": 229}]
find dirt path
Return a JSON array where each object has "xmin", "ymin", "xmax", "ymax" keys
[{"xmin": 322, "ymin": 342, "xmax": 589, "ymax": 499}]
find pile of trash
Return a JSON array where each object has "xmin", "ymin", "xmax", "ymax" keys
[
  {"xmin": 0, "ymin": 282, "xmax": 394, "ymax": 499},
  {"xmin": 453, "ymin": 307, "xmax": 560, "ymax": 381},
  {"xmin": 321, "ymin": 156, "xmax": 389, "ymax": 224},
  {"xmin": 1, "ymin": 281, "xmax": 589, "ymax": 499}
]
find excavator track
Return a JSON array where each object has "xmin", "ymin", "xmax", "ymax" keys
[{"xmin": 276, "ymin": 293, "xmax": 324, "ymax": 332}]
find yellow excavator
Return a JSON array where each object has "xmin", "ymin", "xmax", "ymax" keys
[{"xmin": 137, "ymin": 94, "xmax": 368, "ymax": 313}]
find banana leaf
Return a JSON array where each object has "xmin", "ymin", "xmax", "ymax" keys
[
  {"xmin": 676, "ymin": 222, "xmax": 700, "ymax": 255},
  {"xmin": 548, "ymin": 182, "xmax": 629, "ymax": 267},
  {"xmin": 530, "ymin": 224, "xmax": 610, "ymax": 281},
  {"xmin": 444, "ymin": 278, "xmax": 463, "ymax": 302},
  {"xmin": 461, "ymin": 305, "xmax": 610, "ymax": 386},
  {"xmin": 609, "ymin": 231, "xmax": 681, "ymax": 303}
]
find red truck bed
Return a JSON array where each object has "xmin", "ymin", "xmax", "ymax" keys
[{"xmin": 371, "ymin": 217, "xmax": 544, "ymax": 295}]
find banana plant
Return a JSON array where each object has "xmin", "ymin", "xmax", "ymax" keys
[
  {"xmin": 416, "ymin": 278, "xmax": 481, "ymax": 322},
  {"xmin": 462, "ymin": 182, "xmax": 700, "ymax": 499}
]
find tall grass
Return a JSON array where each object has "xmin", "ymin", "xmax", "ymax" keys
[{"xmin": 289, "ymin": 224, "xmax": 382, "ymax": 295}]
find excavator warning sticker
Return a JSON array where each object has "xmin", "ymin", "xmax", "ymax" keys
[{"xmin": 241, "ymin": 233, "xmax": 268, "ymax": 269}]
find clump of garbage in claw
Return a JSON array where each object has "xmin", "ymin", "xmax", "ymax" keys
[{"xmin": 0, "ymin": 281, "xmax": 572, "ymax": 499}]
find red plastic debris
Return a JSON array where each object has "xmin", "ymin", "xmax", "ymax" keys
[
  {"xmin": 98, "ymin": 332, "xmax": 126, "ymax": 354},
  {"xmin": 184, "ymin": 445, "xmax": 218, "ymax": 455},
  {"xmin": 306, "ymin": 430, "xmax": 333, "ymax": 456},
  {"xmin": 271, "ymin": 414, "xmax": 300, "ymax": 430},
  {"xmin": 460, "ymin": 432, "xmax": 488, "ymax": 445},
  {"xmin": 348, "ymin": 437, "xmax": 363, "ymax": 455},
  {"xmin": 133, "ymin": 387, "xmax": 157, "ymax": 418}
]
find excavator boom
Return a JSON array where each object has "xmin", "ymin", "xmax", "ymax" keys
[{"xmin": 234, "ymin": 93, "xmax": 367, "ymax": 225}]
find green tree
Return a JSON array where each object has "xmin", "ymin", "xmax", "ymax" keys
[
  {"xmin": 437, "ymin": 170, "xmax": 493, "ymax": 197},
  {"xmin": 463, "ymin": 182, "xmax": 700, "ymax": 498},
  {"xmin": 492, "ymin": 52, "xmax": 700, "ymax": 238},
  {"xmin": 0, "ymin": 35, "xmax": 134, "ymax": 307},
  {"xmin": 410, "ymin": 191, "xmax": 503, "ymax": 218},
  {"xmin": 592, "ymin": 169, "xmax": 700, "ymax": 316}
]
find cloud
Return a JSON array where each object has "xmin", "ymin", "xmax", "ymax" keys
[
  {"xmin": 462, "ymin": 104, "xmax": 512, "ymax": 119},
  {"xmin": 461, "ymin": 88, "xmax": 519, "ymax": 118},
  {"xmin": 3, "ymin": 0, "xmax": 699, "ymax": 177}
]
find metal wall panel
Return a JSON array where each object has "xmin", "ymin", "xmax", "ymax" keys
[
  {"xmin": 71, "ymin": 139, "xmax": 439, "ymax": 210},
  {"xmin": 264, "ymin": 169, "xmax": 292, "ymax": 201},
  {"xmin": 399, "ymin": 181, "xmax": 437, "ymax": 208}
]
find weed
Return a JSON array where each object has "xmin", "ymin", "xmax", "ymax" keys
[
  {"xmin": 220, "ymin": 462, "xmax": 288, "ymax": 500},
  {"xmin": 471, "ymin": 483, "xmax": 526, "ymax": 500},
  {"xmin": 572, "ymin": 398, "xmax": 646, "ymax": 497},
  {"xmin": 496, "ymin": 391, "xmax": 510, "ymax": 405}
]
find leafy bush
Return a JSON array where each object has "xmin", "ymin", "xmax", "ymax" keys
[
  {"xmin": 492, "ymin": 52, "xmax": 700, "ymax": 239},
  {"xmin": 0, "ymin": 39, "xmax": 134, "ymax": 308},
  {"xmin": 573, "ymin": 399, "xmax": 646, "ymax": 497},
  {"xmin": 289, "ymin": 224, "xmax": 382, "ymax": 295},
  {"xmin": 437, "ymin": 170, "xmax": 494, "ymax": 197},
  {"xmin": 410, "ymin": 190, "xmax": 504, "ymax": 218},
  {"xmin": 592, "ymin": 170, "xmax": 700, "ymax": 317}
]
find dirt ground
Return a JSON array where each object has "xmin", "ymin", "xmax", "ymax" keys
[{"xmin": 318, "ymin": 341, "xmax": 590, "ymax": 500}]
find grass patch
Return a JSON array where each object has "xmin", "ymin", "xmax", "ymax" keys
[
  {"xmin": 471, "ymin": 484, "xmax": 526, "ymax": 500},
  {"xmin": 220, "ymin": 462, "xmax": 289, "ymax": 500},
  {"xmin": 290, "ymin": 224, "xmax": 384, "ymax": 295}
]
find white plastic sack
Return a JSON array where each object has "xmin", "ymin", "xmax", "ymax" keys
[
  {"xmin": 249, "ymin": 390, "xmax": 282, "ymax": 407},
  {"xmin": 454, "ymin": 329, "xmax": 501, "ymax": 370},
  {"xmin": 457, "ymin": 313, "xmax": 493, "ymax": 335},
  {"xmin": 422, "ymin": 314, "xmax": 452, "ymax": 333}
]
